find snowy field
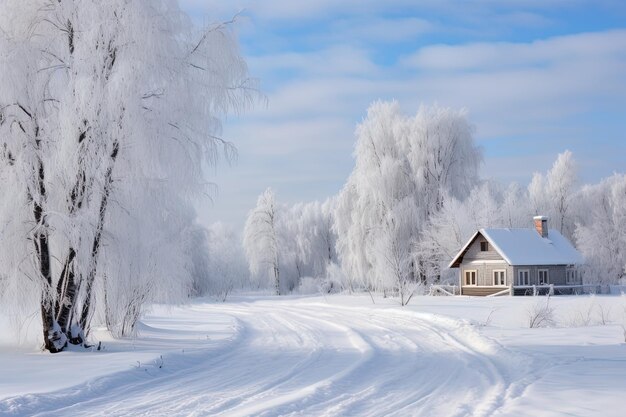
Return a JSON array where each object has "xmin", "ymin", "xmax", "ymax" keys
[{"xmin": 2, "ymin": 294, "xmax": 626, "ymax": 416}]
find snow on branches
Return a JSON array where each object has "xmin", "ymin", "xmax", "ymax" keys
[
  {"xmin": 0, "ymin": 0, "xmax": 255, "ymax": 351},
  {"xmin": 334, "ymin": 101, "xmax": 481, "ymax": 300},
  {"xmin": 243, "ymin": 189, "xmax": 338, "ymax": 295}
]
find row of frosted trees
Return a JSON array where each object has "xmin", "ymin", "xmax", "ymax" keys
[
  {"xmin": 243, "ymin": 101, "xmax": 482, "ymax": 302},
  {"xmin": 0, "ymin": 1, "xmax": 255, "ymax": 352},
  {"xmin": 244, "ymin": 101, "xmax": 626, "ymax": 302},
  {"xmin": 243, "ymin": 191, "xmax": 338, "ymax": 295}
]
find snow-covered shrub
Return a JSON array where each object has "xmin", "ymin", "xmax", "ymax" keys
[
  {"xmin": 298, "ymin": 277, "xmax": 321, "ymax": 295},
  {"xmin": 595, "ymin": 302, "xmax": 613, "ymax": 325},
  {"xmin": 564, "ymin": 296, "xmax": 597, "ymax": 327},
  {"xmin": 527, "ymin": 297, "xmax": 556, "ymax": 328},
  {"xmin": 562, "ymin": 295, "xmax": 617, "ymax": 327},
  {"xmin": 321, "ymin": 263, "xmax": 346, "ymax": 294}
]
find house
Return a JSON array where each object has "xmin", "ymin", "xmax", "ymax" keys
[{"xmin": 448, "ymin": 216, "xmax": 584, "ymax": 296}]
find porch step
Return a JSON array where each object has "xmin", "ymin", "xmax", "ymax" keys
[{"xmin": 461, "ymin": 287, "xmax": 507, "ymax": 296}]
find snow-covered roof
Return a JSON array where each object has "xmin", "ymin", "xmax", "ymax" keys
[{"xmin": 448, "ymin": 228, "xmax": 583, "ymax": 268}]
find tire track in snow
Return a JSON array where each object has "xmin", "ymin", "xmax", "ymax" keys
[
  {"xmin": 0, "ymin": 299, "xmax": 532, "ymax": 416},
  {"xmin": 256, "ymin": 303, "xmax": 524, "ymax": 417},
  {"xmin": 0, "ymin": 314, "xmax": 247, "ymax": 417}
]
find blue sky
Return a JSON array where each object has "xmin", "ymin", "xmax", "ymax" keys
[{"xmin": 179, "ymin": 0, "xmax": 626, "ymax": 229}]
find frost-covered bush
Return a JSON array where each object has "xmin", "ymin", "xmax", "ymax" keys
[
  {"xmin": 527, "ymin": 297, "xmax": 556, "ymax": 328},
  {"xmin": 322, "ymin": 262, "xmax": 348, "ymax": 293},
  {"xmin": 298, "ymin": 278, "xmax": 321, "ymax": 295}
]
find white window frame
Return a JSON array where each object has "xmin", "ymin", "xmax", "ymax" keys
[
  {"xmin": 538, "ymin": 269, "xmax": 549, "ymax": 285},
  {"xmin": 566, "ymin": 269, "xmax": 577, "ymax": 284},
  {"xmin": 493, "ymin": 269, "xmax": 506, "ymax": 286},
  {"xmin": 464, "ymin": 269, "xmax": 477, "ymax": 286},
  {"xmin": 517, "ymin": 269, "xmax": 530, "ymax": 286}
]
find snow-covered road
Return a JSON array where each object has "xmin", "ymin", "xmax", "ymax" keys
[{"xmin": 1, "ymin": 298, "xmax": 534, "ymax": 416}]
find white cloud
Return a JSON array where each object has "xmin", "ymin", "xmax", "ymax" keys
[
  {"xmin": 229, "ymin": 116, "xmax": 354, "ymax": 156},
  {"xmin": 248, "ymin": 46, "xmax": 380, "ymax": 78},
  {"xmin": 327, "ymin": 17, "xmax": 436, "ymax": 43},
  {"xmin": 179, "ymin": 0, "xmax": 583, "ymax": 22},
  {"xmin": 180, "ymin": 0, "xmax": 626, "ymax": 229},
  {"xmin": 402, "ymin": 30, "xmax": 626, "ymax": 71},
  {"xmin": 237, "ymin": 29, "xmax": 626, "ymax": 170},
  {"xmin": 245, "ymin": 30, "xmax": 626, "ymax": 137}
]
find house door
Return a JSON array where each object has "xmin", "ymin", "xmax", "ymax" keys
[{"xmin": 517, "ymin": 269, "xmax": 530, "ymax": 286}]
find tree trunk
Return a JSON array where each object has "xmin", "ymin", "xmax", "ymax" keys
[
  {"xmin": 33, "ymin": 160, "xmax": 67, "ymax": 352},
  {"xmin": 79, "ymin": 141, "xmax": 118, "ymax": 335},
  {"xmin": 56, "ymin": 130, "xmax": 89, "ymax": 344},
  {"xmin": 55, "ymin": 248, "xmax": 83, "ymax": 344},
  {"xmin": 273, "ymin": 263, "xmax": 280, "ymax": 296}
]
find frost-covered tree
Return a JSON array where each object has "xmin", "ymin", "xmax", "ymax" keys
[
  {"xmin": 546, "ymin": 150, "xmax": 577, "ymax": 239},
  {"xmin": 500, "ymin": 182, "xmax": 533, "ymax": 229},
  {"xmin": 243, "ymin": 191, "xmax": 338, "ymax": 295},
  {"xmin": 335, "ymin": 101, "xmax": 482, "ymax": 298},
  {"xmin": 416, "ymin": 181, "xmax": 533, "ymax": 283},
  {"xmin": 528, "ymin": 172, "xmax": 547, "ymax": 216},
  {"xmin": 191, "ymin": 222, "xmax": 248, "ymax": 301},
  {"xmin": 376, "ymin": 198, "xmax": 420, "ymax": 305},
  {"xmin": 335, "ymin": 101, "xmax": 409, "ymax": 294},
  {"xmin": 407, "ymin": 104, "xmax": 482, "ymax": 215},
  {"xmin": 244, "ymin": 188, "xmax": 281, "ymax": 295},
  {"xmin": 0, "ymin": 0, "xmax": 255, "ymax": 352},
  {"xmin": 277, "ymin": 203, "xmax": 306, "ymax": 291},
  {"xmin": 528, "ymin": 151, "xmax": 578, "ymax": 240},
  {"xmin": 575, "ymin": 175, "xmax": 626, "ymax": 284},
  {"xmin": 279, "ymin": 199, "xmax": 338, "ymax": 289}
]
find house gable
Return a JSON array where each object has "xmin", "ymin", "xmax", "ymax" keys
[{"xmin": 449, "ymin": 231, "xmax": 508, "ymax": 268}]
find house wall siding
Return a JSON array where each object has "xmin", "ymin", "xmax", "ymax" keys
[
  {"xmin": 512, "ymin": 265, "xmax": 567, "ymax": 286},
  {"xmin": 462, "ymin": 236, "xmax": 505, "ymax": 262},
  {"xmin": 461, "ymin": 263, "xmax": 513, "ymax": 287}
]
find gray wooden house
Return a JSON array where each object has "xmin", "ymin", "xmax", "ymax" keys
[{"xmin": 449, "ymin": 216, "xmax": 583, "ymax": 296}]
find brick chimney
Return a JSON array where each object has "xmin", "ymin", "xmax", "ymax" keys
[{"xmin": 534, "ymin": 215, "xmax": 548, "ymax": 238}]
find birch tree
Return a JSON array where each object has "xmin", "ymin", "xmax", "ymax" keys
[
  {"xmin": 334, "ymin": 101, "xmax": 481, "ymax": 298},
  {"xmin": 199, "ymin": 223, "xmax": 249, "ymax": 301},
  {"xmin": 575, "ymin": 175, "xmax": 626, "ymax": 284},
  {"xmin": 279, "ymin": 199, "xmax": 338, "ymax": 289},
  {"xmin": 546, "ymin": 150, "xmax": 578, "ymax": 239},
  {"xmin": 0, "ymin": 0, "xmax": 255, "ymax": 352},
  {"xmin": 243, "ymin": 188, "xmax": 281, "ymax": 295},
  {"xmin": 528, "ymin": 151, "xmax": 578, "ymax": 239}
]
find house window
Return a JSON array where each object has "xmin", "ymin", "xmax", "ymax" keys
[
  {"xmin": 517, "ymin": 269, "xmax": 530, "ymax": 286},
  {"xmin": 538, "ymin": 269, "xmax": 549, "ymax": 285},
  {"xmin": 566, "ymin": 269, "xmax": 577, "ymax": 284},
  {"xmin": 480, "ymin": 241, "xmax": 489, "ymax": 252},
  {"xmin": 464, "ymin": 270, "xmax": 477, "ymax": 286},
  {"xmin": 493, "ymin": 270, "xmax": 506, "ymax": 286}
]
